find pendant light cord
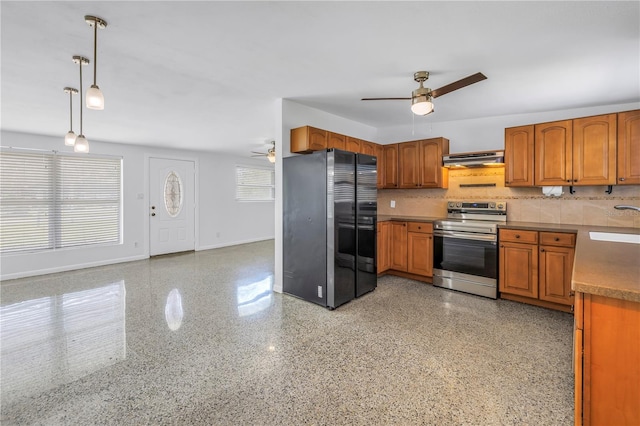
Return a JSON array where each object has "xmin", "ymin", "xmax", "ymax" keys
[
  {"xmin": 69, "ymin": 90, "xmax": 73, "ymax": 130},
  {"xmin": 93, "ymin": 20, "xmax": 98, "ymax": 86},
  {"xmin": 79, "ymin": 61, "xmax": 83, "ymax": 134}
]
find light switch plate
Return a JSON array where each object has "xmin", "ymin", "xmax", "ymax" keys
[{"xmin": 390, "ymin": 200, "xmax": 396, "ymax": 208}]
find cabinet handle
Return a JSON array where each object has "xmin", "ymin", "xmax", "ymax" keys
[
  {"xmin": 573, "ymin": 179, "xmax": 578, "ymax": 183},
  {"xmin": 418, "ymin": 226, "xmax": 421, "ymax": 230},
  {"xmin": 620, "ymin": 178, "xmax": 626, "ymax": 181},
  {"xmin": 515, "ymin": 234, "xmax": 520, "ymax": 238},
  {"xmin": 555, "ymin": 237, "xmax": 560, "ymax": 241},
  {"xmin": 566, "ymin": 180, "xmax": 571, "ymax": 183},
  {"xmin": 540, "ymin": 248, "xmax": 545, "ymax": 252},
  {"xmin": 500, "ymin": 245, "xmax": 504, "ymax": 248}
]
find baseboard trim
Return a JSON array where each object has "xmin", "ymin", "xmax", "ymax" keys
[
  {"xmin": 1, "ymin": 255, "xmax": 149, "ymax": 282},
  {"xmin": 197, "ymin": 237, "xmax": 274, "ymax": 251}
]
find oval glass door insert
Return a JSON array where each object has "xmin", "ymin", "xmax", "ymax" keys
[{"xmin": 164, "ymin": 171, "xmax": 183, "ymax": 217}]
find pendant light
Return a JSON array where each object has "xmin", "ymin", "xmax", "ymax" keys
[
  {"xmin": 73, "ymin": 55, "xmax": 90, "ymax": 153},
  {"xmin": 63, "ymin": 87, "xmax": 78, "ymax": 146},
  {"xmin": 84, "ymin": 15, "xmax": 107, "ymax": 110}
]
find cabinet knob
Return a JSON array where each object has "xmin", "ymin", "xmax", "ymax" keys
[
  {"xmin": 555, "ymin": 237, "xmax": 560, "ymax": 241},
  {"xmin": 566, "ymin": 180, "xmax": 571, "ymax": 183},
  {"xmin": 540, "ymin": 248, "xmax": 545, "ymax": 252},
  {"xmin": 573, "ymin": 179, "xmax": 578, "ymax": 183},
  {"xmin": 515, "ymin": 234, "xmax": 520, "ymax": 238},
  {"xmin": 620, "ymin": 178, "xmax": 626, "ymax": 181},
  {"xmin": 500, "ymin": 245, "xmax": 504, "ymax": 248}
]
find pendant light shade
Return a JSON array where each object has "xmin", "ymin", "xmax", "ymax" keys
[
  {"xmin": 72, "ymin": 55, "xmax": 90, "ymax": 153},
  {"xmin": 74, "ymin": 135, "xmax": 89, "ymax": 153},
  {"xmin": 85, "ymin": 15, "xmax": 107, "ymax": 110},
  {"xmin": 63, "ymin": 87, "xmax": 78, "ymax": 146},
  {"xmin": 86, "ymin": 85, "xmax": 104, "ymax": 110}
]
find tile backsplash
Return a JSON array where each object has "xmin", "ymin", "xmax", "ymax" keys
[{"xmin": 378, "ymin": 168, "xmax": 640, "ymax": 228}]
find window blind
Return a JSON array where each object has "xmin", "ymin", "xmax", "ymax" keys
[
  {"xmin": 235, "ymin": 166, "xmax": 275, "ymax": 201},
  {"xmin": 0, "ymin": 149, "xmax": 122, "ymax": 253}
]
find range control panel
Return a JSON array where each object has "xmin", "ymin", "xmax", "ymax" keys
[{"xmin": 447, "ymin": 201, "xmax": 506, "ymax": 212}]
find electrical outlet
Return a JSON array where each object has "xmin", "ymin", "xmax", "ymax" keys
[{"xmin": 390, "ymin": 200, "xmax": 396, "ymax": 208}]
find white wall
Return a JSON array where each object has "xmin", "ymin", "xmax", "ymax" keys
[
  {"xmin": 377, "ymin": 102, "xmax": 640, "ymax": 152},
  {"xmin": 1, "ymin": 131, "xmax": 275, "ymax": 280}
]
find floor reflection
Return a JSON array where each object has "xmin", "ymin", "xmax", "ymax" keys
[
  {"xmin": 165, "ymin": 288, "xmax": 184, "ymax": 331},
  {"xmin": 236, "ymin": 274, "xmax": 273, "ymax": 317},
  {"xmin": 0, "ymin": 281, "xmax": 126, "ymax": 404}
]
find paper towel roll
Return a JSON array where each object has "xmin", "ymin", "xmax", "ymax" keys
[{"xmin": 542, "ymin": 186, "xmax": 563, "ymax": 197}]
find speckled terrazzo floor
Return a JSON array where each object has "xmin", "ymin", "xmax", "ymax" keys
[{"xmin": 1, "ymin": 240, "xmax": 574, "ymax": 425}]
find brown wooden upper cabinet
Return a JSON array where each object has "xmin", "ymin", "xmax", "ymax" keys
[
  {"xmin": 504, "ymin": 125, "xmax": 534, "ymax": 186},
  {"xmin": 360, "ymin": 140, "xmax": 377, "ymax": 156},
  {"xmin": 617, "ymin": 109, "xmax": 640, "ymax": 185},
  {"xmin": 398, "ymin": 138, "xmax": 449, "ymax": 189},
  {"xmin": 382, "ymin": 144, "xmax": 399, "ymax": 189},
  {"xmin": 290, "ymin": 126, "xmax": 327, "ymax": 153},
  {"xmin": 534, "ymin": 114, "xmax": 617, "ymax": 186},
  {"xmin": 345, "ymin": 137, "xmax": 361, "ymax": 153},
  {"xmin": 327, "ymin": 132, "xmax": 346, "ymax": 150}
]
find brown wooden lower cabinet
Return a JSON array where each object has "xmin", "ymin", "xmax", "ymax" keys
[
  {"xmin": 574, "ymin": 293, "xmax": 640, "ymax": 426},
  {"xmin": 389, "ymin": 221, "xmax": 408, "ymax": 271},
  {"xmin": 378, "ymin": 221, "xmax": 433, "ymax": 282},
  {"xmin": 407, "ymin": 222, "xmax": 433, "ymax": 277},
  {"xmin": 377, "ymin": 221, "xmax": 391, "ymax": 273},
  {"xmin": 499, "ymin": 228, "xmax": 575, "ymax": 312}
]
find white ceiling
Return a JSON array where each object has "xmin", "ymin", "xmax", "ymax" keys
[{"xmin": 2, "ymin": 1, "xmax": 639, "ymax": 157}]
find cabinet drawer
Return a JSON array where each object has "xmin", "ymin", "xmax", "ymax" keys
[
  {"xmin": 407, "ymin": 222, "xmax": 433, "ymax": 234},
  {"xmin": 500, "ymin": 229, "xmax": 538, "ymax": 244},
  {"xmin": 539, "ymin": 232, "xmax": 576, "ymax": 247}
]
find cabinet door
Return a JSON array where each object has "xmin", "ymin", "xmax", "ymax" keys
[
  {"xmin": 539, "ymin": 245, "xmax": 574, "ymax": 306},
  {"xmin": 572, "ymin": 114, "xmax": 617, "ymax": 185},
  {"xmin": 499, "ymin": 241, "xmax": 539, "ymax": 298},
  {"xmin": 290, "ymin": 126, "xmax": 328, "ymax": 153},
  {"xmin": 419, "ymin": 139, "xmax": 445, "ymax": 188},
  {"xmin": 398, "ymin": 141, "xmax": 420, "ymax": 188},
  {"xmin": 377, "ymin": 221, "xmax": 390, "ymax": 273},
  {"xmin": 376, "ymin": 144, "xmax": 384, "ymax": 189},
  {"xmin": 383, "ymin": 144, "xmax": 399, "ymax": 188},
  {"xmin": 389, "ymin": 222, "xmax": 408, "ymax": 271},
  {"xmin": 360, "ymin": 141, "xmax": 376, "ymax": 156},
  {"xmin": 327, "ymin": 132, "xmax": 346, "ymax": 150},
  {"xmin": 535, "ymin": 120, "xmax": 573, "ymax": 186},
  {"xmin": 617, "ymin": 109, "xmax": 640, "ymax": 185},
  {"xmin": 505, "ymin": 125, "xmax": 534, "ymax": 186},
  {"xmin": 407, "ymin": 232, "xmax": 433, "ymax": 277},
  {"xmin": 345, "ymin": 137, "xmax": 361, "ymax": 153}
]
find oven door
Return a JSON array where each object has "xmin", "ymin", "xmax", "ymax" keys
[{"xmin": 433, "ymin": 231, "xmax": 497, "ymax": 279}]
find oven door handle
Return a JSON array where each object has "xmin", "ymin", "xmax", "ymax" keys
[{"xmin": 433, "ymin": 230, "xmax": 497, "ymax": 242}]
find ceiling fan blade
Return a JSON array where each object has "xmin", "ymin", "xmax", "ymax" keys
[
  {"xmin": 361, "ymin": 97, "xmax": 411, "ymax": 101},
  {"xmin": 430, "ymin": 72, "xmax": 487, "ymax": 98},
  {"xmin": 251, "ymin": 154, "xmax": 266, "ymax": 157}
]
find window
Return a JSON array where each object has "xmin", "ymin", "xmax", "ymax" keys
[
  {"xmin": 235, "ymin": 166, "xmax": 274, "ymax": 201},
  {"xmin": 0, "ymin": 149, "xmax": 122, "ymax": 253}
]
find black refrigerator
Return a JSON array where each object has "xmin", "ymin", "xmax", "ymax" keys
[{"xmin": 283, "ymin": 149, "xmax": 377, "ymax": 309}]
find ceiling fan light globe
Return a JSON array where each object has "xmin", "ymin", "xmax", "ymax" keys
[
  {"xmin": 267, "ymin": 154, "xmax": 276, "ymax": 163},
  {"xmin": 411, "ymin": 97, "xmax": 434, "ymax": 116},
  {"xmin": 74, "ymin": 135, "xmax": 90, "ymax": 153},
  {"xmin": 65, "ymin": 131, "xmax": 77, "ymax": 146},
  {"xmin": 86, "ymin": 85, "xmax": 104, "ymax": 110}
]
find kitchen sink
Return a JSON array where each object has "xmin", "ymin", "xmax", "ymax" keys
[{"xmin": 589, "ymin": 231, "xmax": 640, "ymax": 245}]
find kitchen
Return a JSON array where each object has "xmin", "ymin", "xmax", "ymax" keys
[
  {"xmin": 1, "ymin": 1, "xmax": 639, "ymax": 425},
  {"xmin": 282, "ymin": 108, "xmax": 640, "ymax": 425}
]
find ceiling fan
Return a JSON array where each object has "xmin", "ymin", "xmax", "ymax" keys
[
  {"xmin": 362, "ymin": 71, "xmax": 487, "ymax": 116},
  {"xmin": 251, "ymin": 140, "xmax": 276, "ymax": 163}
]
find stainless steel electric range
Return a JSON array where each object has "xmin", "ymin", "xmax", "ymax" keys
[{"xmin": 433, "ymin": 201, "xmax": 506, "ymax": 299}]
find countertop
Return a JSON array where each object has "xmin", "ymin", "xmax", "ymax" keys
[{"xmin": 378, "ymin": 215, "xmax": 640, "ymax": 303}]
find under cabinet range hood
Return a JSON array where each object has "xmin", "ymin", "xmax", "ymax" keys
[{"xmin": 442, "ymin": 150, "xmax": 504, "ymax": 168}]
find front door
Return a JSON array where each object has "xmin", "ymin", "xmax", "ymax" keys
[{"xmin": 149, "ymin": 158, "xmax": 195, "ymax": 256}]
